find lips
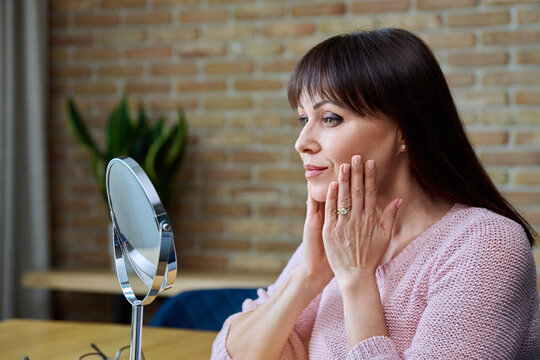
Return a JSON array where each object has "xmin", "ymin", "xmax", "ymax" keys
[{"xmin": 304, "ymin": 164, "xmax": 328, "ymax": 178}]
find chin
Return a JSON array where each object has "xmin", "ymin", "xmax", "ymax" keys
[{"xmin": 308, "ymin": 182, "xmax": 329, "ymax": 202}]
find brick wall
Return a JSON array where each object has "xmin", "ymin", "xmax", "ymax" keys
[{"xmin": 49, "ymin": 0, "xmax": 540, "ymax": 278}]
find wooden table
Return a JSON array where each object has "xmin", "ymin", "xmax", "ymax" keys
[
  {"xmin": 0, "ymin": 319, "xmax": 217, "ymax": 359},
  {"xmin": 22, "ymin": 269, "xmax": 277, "ymax": 297}
]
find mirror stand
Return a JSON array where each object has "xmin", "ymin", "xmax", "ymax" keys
[{"xmin": 107, "ymin": 157, "xmax": 177, "ymax": 360}]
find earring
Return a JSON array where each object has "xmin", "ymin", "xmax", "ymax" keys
[{"xmin": 401, "ymin": 144, "xmax": 407, "ymax": 150}]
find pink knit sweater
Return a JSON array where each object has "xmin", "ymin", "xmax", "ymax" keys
[{"xmin": 212, "ymin": 204, "xmax": 540, "ymax": 359}]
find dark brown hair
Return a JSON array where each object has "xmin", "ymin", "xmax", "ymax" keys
[{"xmin": 288, "ymin": 28, "xmax": 537, "ymax": 246}]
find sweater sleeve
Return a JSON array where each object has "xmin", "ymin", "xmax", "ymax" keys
[
  {"xmin": 347, "ymin": 215, "xmax": 539, "ymax": 359},
  {"xmin": 211, "ymin": 243, "xmax": 322, "ymax": 360}
]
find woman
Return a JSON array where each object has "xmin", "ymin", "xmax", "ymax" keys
[{"xmin": 211, "ymin": 29, "xmax": 539, "ymax": 359}]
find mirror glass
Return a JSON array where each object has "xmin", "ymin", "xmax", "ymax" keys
[{"xmin": 108, "ymin": 162, "xmax": 160, "ymax": 286}]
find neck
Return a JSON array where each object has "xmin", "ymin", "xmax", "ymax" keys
[{"xmin": 377, "ymin": 172, "xmax": 453, "ymax": 264}]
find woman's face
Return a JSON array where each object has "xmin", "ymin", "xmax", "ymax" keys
[{"xmin": 295, "ymin": 93, "xmax": 404, "ymax": 202}]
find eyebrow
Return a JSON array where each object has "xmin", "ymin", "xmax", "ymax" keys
[{"xmin": 298, "ymin": 100, "xmax": 335, "ymax": 111}]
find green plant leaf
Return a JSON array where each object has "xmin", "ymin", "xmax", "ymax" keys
[
  {"xmin": 106, "ymin": 96, "xmax": 132, "ymax": 158},
  {"xmin": 131, "ymin": 105, "xmax": 148, "ymax": 164},
  {"xmin": 65, "ymin": 97, "xmax": 103, "ymax": 159},
  {"xmin": 163, "ymin": 109, "xmax": 188, "ymax": 180},
  {"xmin": 90, "ymin": 152, "xmax": 107, "ymax": 204}
]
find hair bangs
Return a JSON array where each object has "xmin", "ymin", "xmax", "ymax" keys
[{"xmin": 287, "ymin": 35, "xmax": 374, "ymax": 117}]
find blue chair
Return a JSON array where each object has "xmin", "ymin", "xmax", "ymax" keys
[{"xmin": 150, "ymin": 288, "xmax": 259, "ymax": 331}]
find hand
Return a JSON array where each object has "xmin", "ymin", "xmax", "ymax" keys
[
  {"xmin": 322, "ymin": 156, "xmax": 402, "ymax": 289},
  {"xmin": 298, "ymin": 183, "xmax": 333, "ymax": 291}
]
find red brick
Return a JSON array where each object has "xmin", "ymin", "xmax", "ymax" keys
[
  {"xmin": 518, "ymin": 10, "xmax": 540, "ymax": 24},
  {"xmin": 454, "ymin": 91, "xmax": 508, "ymax": 107},
  {"xmin": 515, "ymin": 131, "xmax": 540, "ymax": 145},
  {"xmin": 151, "ymin": 28, "xmax": 198, "ymax": 42},
  {"xmin": 125, "ymin": 12, "xmax": 172, "ymax": 24},
  {"xmin": 150, "ymin": 99, "xmax": 198, "ymax": 111},
  {"xmin": 204, "ymin": 25, "xmax": 255, "ymax": 39},
  {"xmin": 483, "ymin": 30, "xmax": 540, "ymax": 46},
  {"xmin": 51, "ymin": 67, "xmax": 92, "ymax": 78},
  {"xmin": 50, "ymin": 0, "xmax": 95, "ymax": 12},
  {"xmin": 380, "ymin": 14, "xmax": 442, "ymax": 30},
  {"xmin": 515, "ymin": 91, "xmax": 540, "ymax": 105},
  {"xmin": 292, "ymin": 3, "xmax": 346, "ymax": 16},
  {"xmin": 99, "ymin": 65, "xmax": 143, "ymax": 77},
  {"xmin": 423, "ymin": 32, "xmax": 476, "ymax": 48},
  {"xmin": 74, "ymin": 48, "xmax": 119, "ymax": 60},
  {"xmin": 204, "ymin": 169, "xmax": 251, "ymax": 181},
  {"xmin": 74, "ymin": 83, "xmax": 117, "ymax": 94},
  {"xmin": 101, "ymin": 0, "xmax": 145, "ymax": 7},
  {"xmin": 480, "ymin": 151, "xmax": 540, "ymax": 165},
  {"xmin": 417, "ymin": 0, "xmax": 476, "ymax": 8},
  {"xmin": 258, "ymin": 169, "xmax": 305, "ymax": 182},
  {"xmin": 468, "ymin": 131, "xmax": 508, "ymax": 146},
  {"xmin": 483, "ymin": 71, "xmax": 540, "ymax": 85},
  {"xmin": 517, "ymin": 50, "xmax": 540, "ymax": 65},
  {"xmin": 201, "ymin": 239, "xmax": 250, "ymax": 251},
  {"xmin": 202, "ymin": 204, "xmax": 251, "ymax": 216},
  {"xmin": 178, "ymin": 219, "xmax": 224, "ymax": 232},
  {"xmin": 178, "ymin": 42, "xmax": 227, "ymax": 57},
  {"xmin": 262, "ymin": 23, "xmax": 315, "ymax": 37},
  {"xmin": 448, "ymin": 52, "xmax": 509, "ymax": 67},
  {"xmin": 352, "ymin": 0, "xmax": 409, "ymax": 13},
  {"xmin": 203, "ymin": 132, "xmax": 253, "ymax": 146},
  {"xmin": 229, "ymin": 255, "xmax": 286, "ymax": 274},
  {"xmin": 50, "ymin": 33, "xmax": 94, "ymax": 46},
  {"xmin": 228, "ymin": 219, "xmax": 282, "ymax": 235},
  {"xmin": 188, "ymin": 115, "xmax": 227, "ymax": 128},
  {"xmin": 261, "ymin": 60, "xmax": 298, "ymax": 73},
  {"xmin": 125, "ymin": 46, "xmax": 172, "ymax": 59},
  {"xmin": 204, "ymin": 61, "xmax": 253, "ymax": 74},
  {"xmin": 230, "ymin": 151, "xmax": 282, "ymax": 163},
  {"xmin": 234, "ymin": 5, "xmax": 284, "ymax": 19},
  {"xmin": 98, "ymin": 29, "xmax": 144, "ymax": 44},
  {"xmin": 320, "ymin": 17, "xmax": 378, "ymax": 35},
  {"xmin": 257, "ymin": 241, "xmax": 299, "ymax": 253},
  {"xmin": 153, "ymin": 0, "xmax": 198, "ymax": 5},
  {"xmin": 514, "ymin": 171, "xmax": 540, "ymax": 185},
  {"xmin": 178, "ymin": 81, "xmax": 226, "ymax": 92},
  {"xmin": 205, "ymin": 97, "xmax": 254, "ymax": 110},
  {"xmin": 230, "ymin": 114, "xmax": 282, "ymax": 127},
  {"xmin": 503, "ymin": 191, "xmax": 540, "ymax": 205},
  {"xmin": 482, "ymin": 0, "xmax": 538, "ymax": 4},
  {"xmin": 179, "ymin": 9, "xmax": 228, "ymax": 22},
  {"xmin": 234, "ymin": 79, "xmax": 282, "ymax": 91},
  {"xmin": 290, "ymin": 38, "xmax": 327, "ymax": 54},
  {"xmin": 74, "ymin": 14, "xmax": 119, "ymax": 27},
  {"xmin": 125, "ymin": 82, "xmax": 170, "ymax": 93},
  {"xmin": 448, "ymin": 11, "xmax": 509, "ymax": 27},
  {"xmin": 243, "ymin": 42, "xmax": 284, "ymax": 56},
  {"xmin": 445, "ymin": 73, "xmax": 475, "ymax": 87},
  {"xmin": 259, "ymin": 205, "xmax": 305, "ymax": 218},
  {"xmin": 150, "ymin": 63, "xmax": 197, "ymax": 76},
  {"xmin": 50, "ymin": 15, "xmax": 69, "ymax": 28}
]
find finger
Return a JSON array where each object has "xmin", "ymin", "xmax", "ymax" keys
[
  {"xmin": 324, "ymin": 181, "xmax": 338, "ymax": 230},
  {"xmin": 364, "ymin": 160, "xmax": 377, "ymax": 216},
  {"xmin": 350, "ymin": 155, "xmax": 364, "ymax": 212},
  {"xmin": 337, "ymin": 163, "xmax": 352, "ymax": 222},
  {"xmin": 380, "ymin": 198, "xmax": 403, "ymax": 238}
]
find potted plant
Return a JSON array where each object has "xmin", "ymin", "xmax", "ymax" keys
[{"xmin": 65, "ymin": 96, "xmax": 187, "ymax": 206}]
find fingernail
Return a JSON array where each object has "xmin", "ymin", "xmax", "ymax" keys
[
  {"xmin": 396, "ymin": 198, "xmax": 403, "ymax": 209},
  {"xmin": 352, "ymin": 155, "xmax": 361, "ymax": 166},
  {"xmin": 367, "ymin": 160, "xmax": 375, "ymax": 169},
  {"xmin": 342, "ymin": 163, "xmax": 350, "ymax": 175}
]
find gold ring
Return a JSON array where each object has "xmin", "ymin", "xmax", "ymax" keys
[{"xmin": 336, "ymin": 207, "xmax": 351, "ymax": 215}]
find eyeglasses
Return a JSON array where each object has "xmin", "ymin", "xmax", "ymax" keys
[{"xmin": 78, "ymin": 343, "xmax": 145, "ymax": 360}]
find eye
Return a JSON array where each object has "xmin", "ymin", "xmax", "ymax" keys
[
  {"xmin": 297, "ymin": 115, "xmax": 308, "ymax": 126},
  {"xmin": 322, "ymin": 112, "xmax": 343, "ymax": 127}
]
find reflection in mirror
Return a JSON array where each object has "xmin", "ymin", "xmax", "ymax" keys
[{"xmin": 106, "ymin": 156, "xmax": 177, "ymax": 360}]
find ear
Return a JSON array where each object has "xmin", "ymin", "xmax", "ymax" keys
[{"xmin": 396, "ymin": 130, "xmax": 407, "ymax": 153}]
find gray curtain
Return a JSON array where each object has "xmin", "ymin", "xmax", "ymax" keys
[{"xmin": 0, "ymin": 0, "xmax": 50, "ymax": 319}]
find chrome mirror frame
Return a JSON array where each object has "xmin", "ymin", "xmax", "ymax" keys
[{"xmin": 106, "ymin": 156, "xmax": 177, "ymax": 360}]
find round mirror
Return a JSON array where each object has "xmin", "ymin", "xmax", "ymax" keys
[{"xmin": 106, "ymin": 156, "xmax": 177, "ymax": 360}]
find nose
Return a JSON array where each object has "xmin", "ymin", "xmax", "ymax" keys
[{"xmin": 295, "ymin": 121, "xmax": 320, "ymax": 155}]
